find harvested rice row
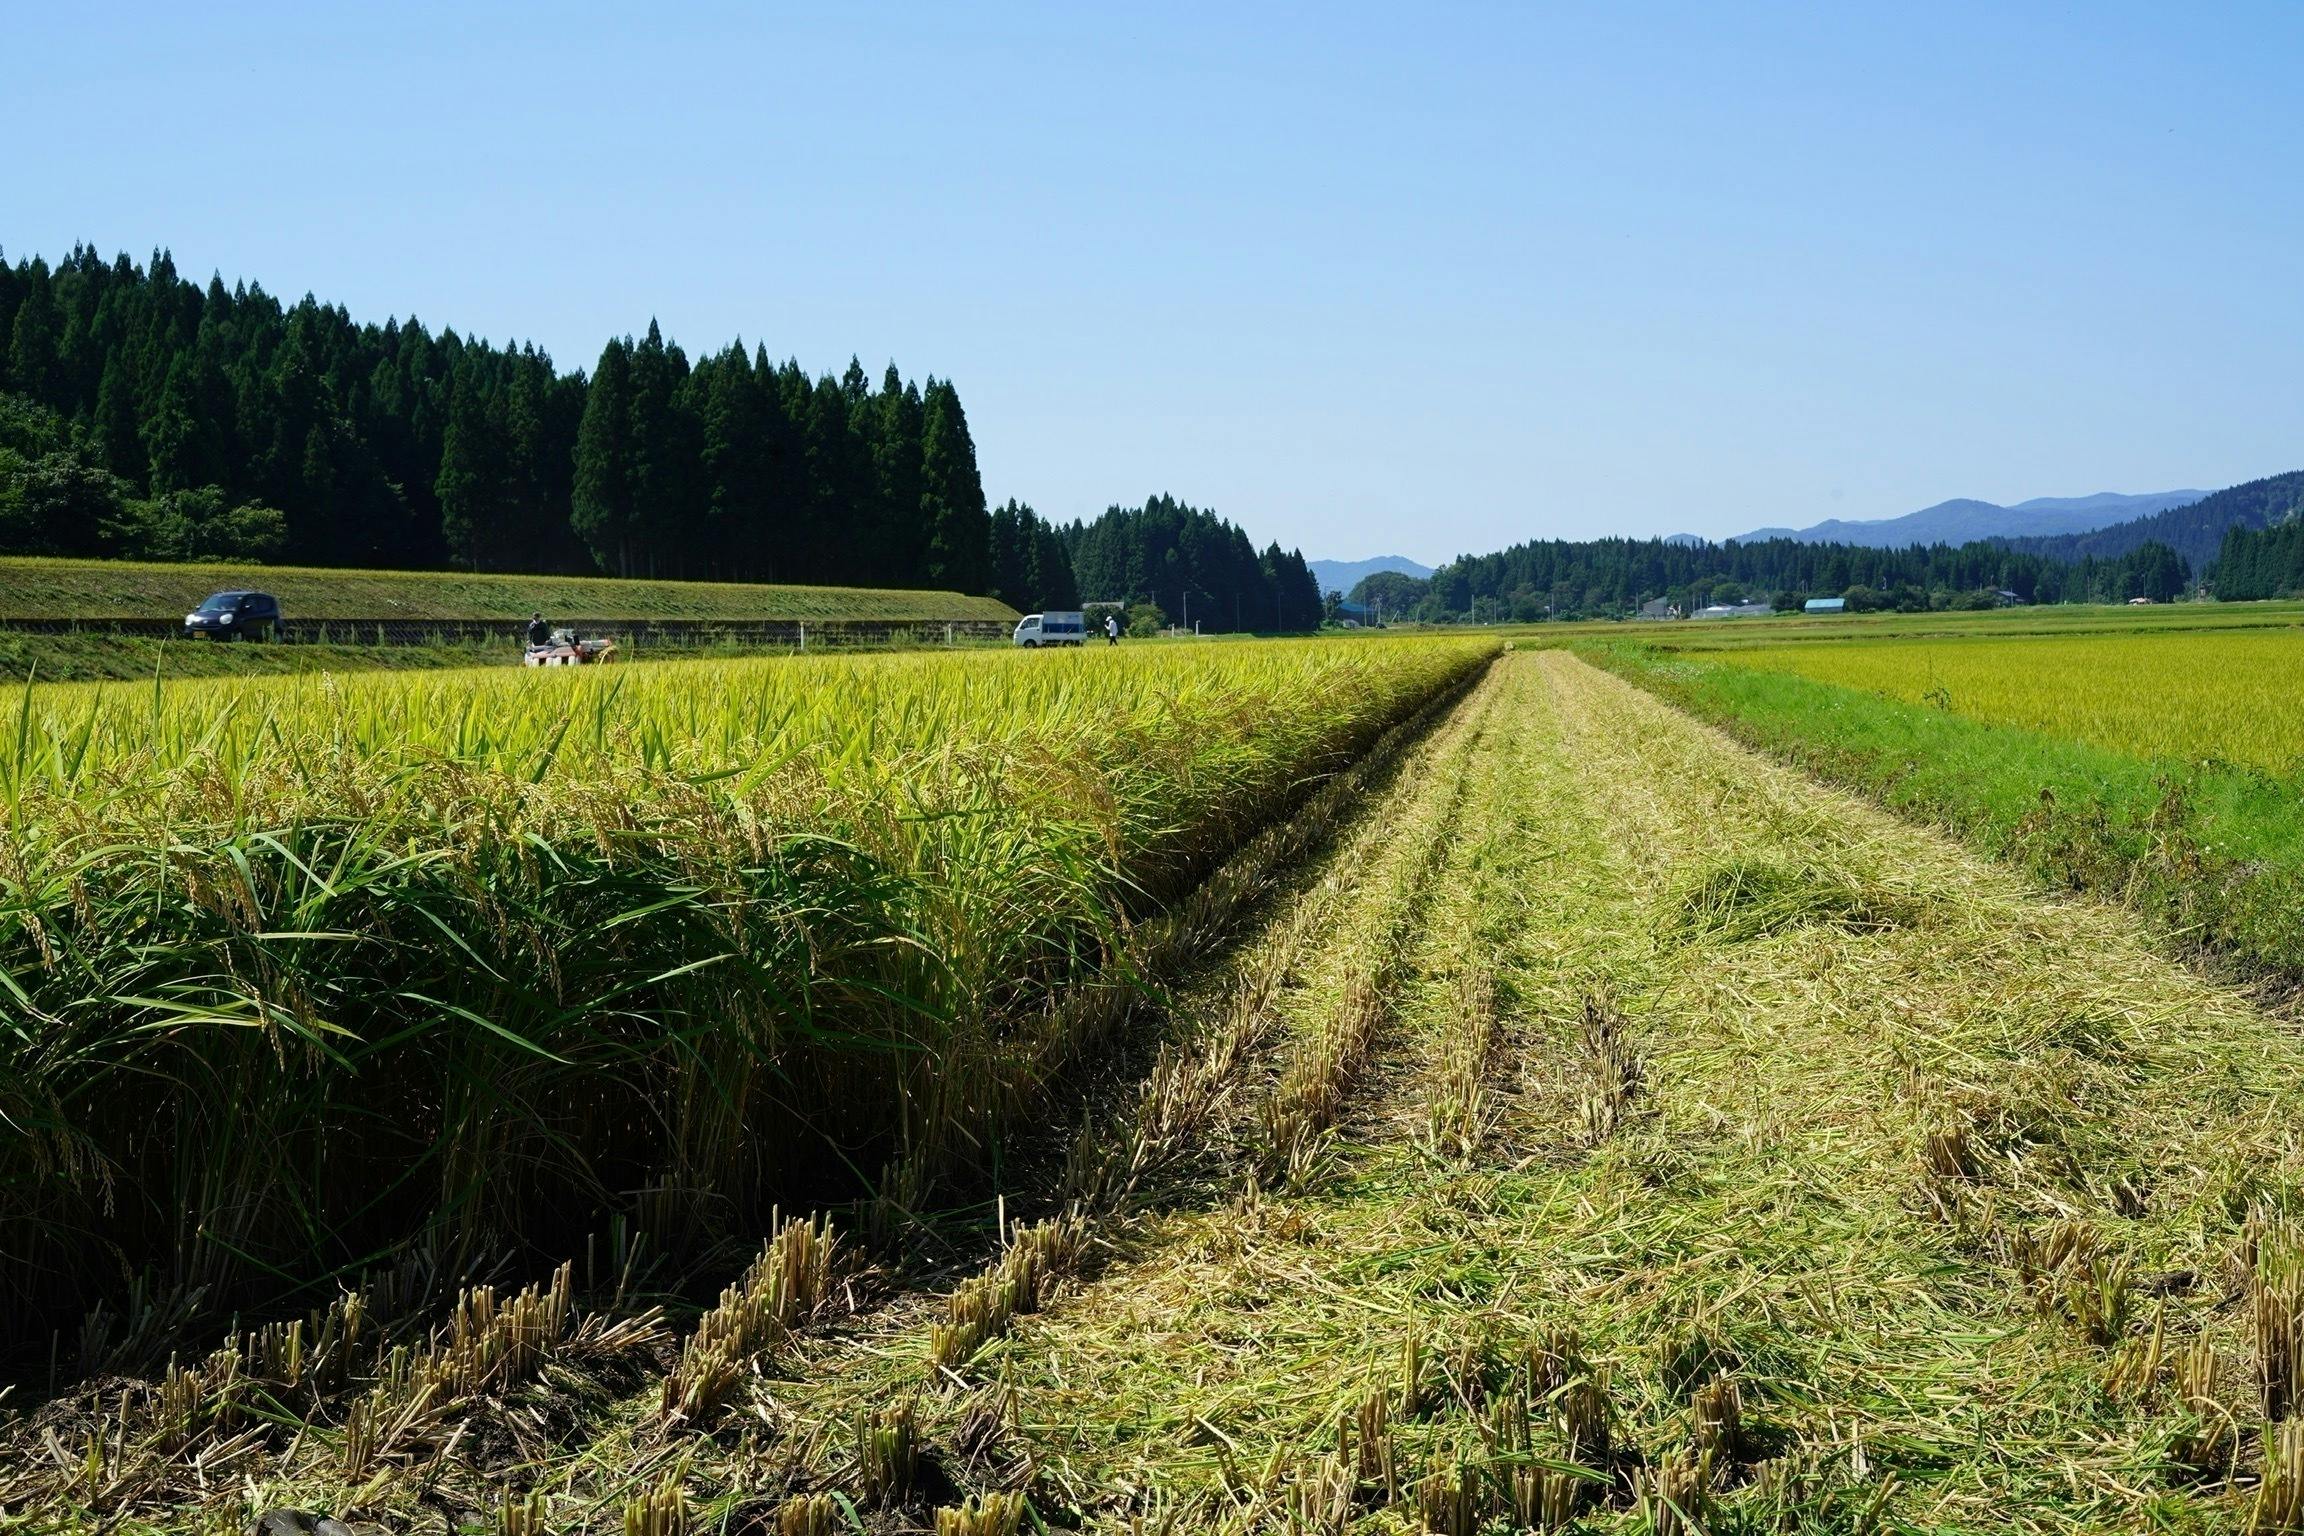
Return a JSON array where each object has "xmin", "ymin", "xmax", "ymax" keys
[
  {"xmin": 1419, "ymin": 963, "xmax": 1498, "ymax": 1162},
  {"xmin": 1253, "ymin": 683, "xmax": 1501, "ymax": 1190},
  {"xmin": 961, "ymin": 651, "xmax": 2304, "ymax": 1532},
  {"xmin": 2, "ymin": 1259, "xmax": 670, "ymax": 1520}
]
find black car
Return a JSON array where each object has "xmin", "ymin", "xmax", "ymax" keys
[{"xmin": 183, "ymin": 590, "xmax": 281, "ymax": 640}]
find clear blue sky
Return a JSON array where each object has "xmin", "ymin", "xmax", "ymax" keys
[{"xmin": 6, "ymin": 1, "xmax": 2299, "ymax": 562}]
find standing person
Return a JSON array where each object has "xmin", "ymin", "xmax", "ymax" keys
[
  {"xmin": 1105, "ymin": 611, "xmax": 1121, "ymax": 646},
  {"xmin": 527, "ymin": 611, "xmax": 550, "ymax": 649}
]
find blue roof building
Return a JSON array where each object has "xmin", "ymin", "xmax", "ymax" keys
[{"xmin": 1803, "ymin": 597, "xmax": 1847, "ymax": 613}]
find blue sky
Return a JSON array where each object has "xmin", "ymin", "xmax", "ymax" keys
[{"xmin": 6, "ymin": 1, "xmax": 2299, "ymax": 562}]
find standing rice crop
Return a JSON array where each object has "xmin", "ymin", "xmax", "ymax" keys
[{"xmin": 0, "ymin": 637, "xmax": 1494, "ymax": 1349}]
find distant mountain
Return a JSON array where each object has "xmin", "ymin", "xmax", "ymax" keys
[
  {"xmin": 2002, "ymin": 471, "xmax": 2304, "ymax": 571},
  {"xmin": 1730, "ymin": 490, "xmax": 2205, "ymax": 549},
  {"xmin": 1309, "ymin": 555, "xmax": 1433, "ymax": 595}
]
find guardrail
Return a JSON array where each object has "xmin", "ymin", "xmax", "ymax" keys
[{"xmin": 0, "ymin": 616, "xmax": 1017, "ymax": 649}]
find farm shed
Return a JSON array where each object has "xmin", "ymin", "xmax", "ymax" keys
[{"xmin": 1803, "ymin": 597, "xmax": 1847, "ymax": 613}]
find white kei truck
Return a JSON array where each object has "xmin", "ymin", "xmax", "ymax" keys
[{"xmin": 1011, "ymin": 611, "xmax": 1087, "ymax": 647}]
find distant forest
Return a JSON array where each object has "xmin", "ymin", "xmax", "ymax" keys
[
  {"xmin": 0, "ymin": 247, "xmax": 1350, "ymax": 628},
  {"xmin": 1357, "ymin": 534, "xmax": 2196, "ymax": 622},
  {"xmin": 1063, "ymin": 494, "xmax": 1324, "ymax": 632},
  {"xmin": 2213, "ymin": 505, "xmax": 2304, "ymax": 600},
  {"xmin": 0, "ymin": 245, "xmax": 1082, "ymax": 611}
]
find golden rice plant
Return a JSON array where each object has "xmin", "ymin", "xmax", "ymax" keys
[{"xmin": 0, "ymin": 636, "xmax": 1495, "ymax": 1348}]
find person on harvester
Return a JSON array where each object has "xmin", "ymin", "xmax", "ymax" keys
[{"xmin": 527, "ymin": 612, "xmax": 550, "ymax": 649}]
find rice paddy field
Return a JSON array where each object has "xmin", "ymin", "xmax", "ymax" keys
[
  {"xmin": 1588, "ymin": 606, "xmax": 2304, "ymax": 984},
  {"xmin": 1648, "ymin": 630, "xmax": 2304, "ymax": 770},
  {"xmin": 10, "ymin": 615, "xmax": 2304, "ymax": 1534}
]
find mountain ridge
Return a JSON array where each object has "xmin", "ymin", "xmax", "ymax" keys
[
  {"xmin": 1308, "ymin": 554, "xmax": 1433, "ymax": 594},
  {"xmin": 1729, "ymin": 489, "xmax": 2204, "ymax": 549},
  {"xmin": 1999, "ymin": 471, "xmax": 2304, "ymax": 571}
]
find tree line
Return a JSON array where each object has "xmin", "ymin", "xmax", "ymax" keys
[
  {"xmin": 1061, "ymin": 494, "xmax": 1324, "ymax": 633},
  {"xmin": 2212, "ymin": 517, "xmax": 2304, "ymax": 600},
  {"xmin": 1360, "ymin": 532, "xmax": 2195, "ymax": 622},
  {"xmin": 0, "ymin": 245, "xmax": 1086, "ymax": 611}
]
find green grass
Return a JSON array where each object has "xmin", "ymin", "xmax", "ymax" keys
[
  {"xmin": 0, "ymin": 553, "xmax": 1021, "ymax": 622},
  {"xmin": 0, "ymin": 630, "xmax": 522, "ymax": 682}
]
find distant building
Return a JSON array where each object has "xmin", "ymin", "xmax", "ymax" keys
[
  {"xmin": 1693, "ymin": 601, "xmax": 1774, "ymax": 620},
  {"xmin": 1993, "ymin": 589, "xmax": 2025, "ymax": 607},
  {"xmin": 1803, "ymin": 597, "xmax": 1847, "ymax": 613},
  {"xmin": 1636, "ymin": 598, "xmax": 1680, "ymax": 621}
]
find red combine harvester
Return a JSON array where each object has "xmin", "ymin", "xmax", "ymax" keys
[{"xmin": 522, "ymin": 627, "xmax": 618, "ymax": 667}]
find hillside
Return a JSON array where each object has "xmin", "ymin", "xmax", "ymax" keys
[
  {"xmin": 0, "ymin": 556, "xmax": 1019, "ymax": 623},
  {"xmin": 2001, "ymin": 470, "xmax": 2304, "ymax": 569},
  {"xmin": 1733, "ymin": 489, "xmax": 2202, "ymax": 548}
]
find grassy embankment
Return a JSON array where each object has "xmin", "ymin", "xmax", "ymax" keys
[
  {"xmin": 0, "ymin": 555, "xmax": 1027, "ymax": 681},
  {"xmin": 1585, "ymin": 621, "xmax": 2304, "ymax": 986},
  {"xmin": 28, "ymin": 649, "xmax": 2304, "ymax": 1530},
  {"xmin": 0, "ymin": 555, "xmax": 1019, "ymax": 622},
  {"xmin": 0, "ymin": 637, "xmax": 1497, "ymax": 1364}
]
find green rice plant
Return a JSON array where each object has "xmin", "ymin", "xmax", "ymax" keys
[
  {"xmin": 1586, "ymin": 636, "xmax": 2304, "ymax": 984},
  {"xmin": 0, "ymin": 635, "xmax": 1495, "ymax": 1347}
]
